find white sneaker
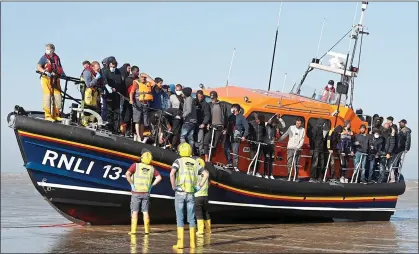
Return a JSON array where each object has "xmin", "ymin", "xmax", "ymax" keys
[
  {"xmin": 345, "ymin": 178, "xmax": 349, "ymax": 183},
  {"xmin": 133, "ymin": 135, "xmax": 138, "ymax": 141},
  {"xmin": 270, "ymin": 175, "xmax": 275, "ymax": 180},
  {"xmin": 233, "ymin": 167, "xmax": 240, "ymax": 172},
  {"xmin": 255, "ymin": 173, "xmax": 262, "ymax": 178},
  {"xmin": 141, "ymin": 137, "xmax": 149, "ymax": 144},
  {"xmin": 264, "ymin": 175, "xmax": 269, "ymax": 179},
  {"xmin": 340, "ymin": 176, "xmax": 345, "ymax": 183}
]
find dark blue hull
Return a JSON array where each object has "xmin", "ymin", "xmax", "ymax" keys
[{"xmin": 10, "ymin": 115, "xmax": 405, "ymax": 225}]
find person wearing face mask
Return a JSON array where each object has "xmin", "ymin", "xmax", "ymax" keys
[
  {"xmin": 203, "ymin": 91, "xmax": 229, "ymax": 162},
  {"xmin": 320, "ymin": 80, "xmax": 336, "ymax": 103},
  {"xmin": 224, "ymin": 104, "xmax": 249, "ymax": 172},
  {"xmin": 308, "ymin": 118, "xmax": 327, "ymax": 182},
  {"xmin": 37, "ymin": 43, "xmax": 66, "ymax": 121},
  {"xmin": 80, "ymin": 61, "xmax": 103, "ymax": 126},
  {"xmin": 130, "ymin": 72, "xmax": 156, "ymax": 143},
  {"xmin": 102, "ymin": 58, "xmax": 123, "ymax": 133},
  {"xmin": 166, "ymin": 84, "xmax": 184, "ymax": 149},
  {"xmin": 180, "ymin": 87, "xmax": 197, "ymax": 149},
  {"xmin": 367, "ymin": 130, "xmax": 385, "ymax": 183}
]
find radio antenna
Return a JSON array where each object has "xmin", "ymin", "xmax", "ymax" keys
[{"xmin": 267, "ymin": 2, "xmax": 283, "ymax": 92}]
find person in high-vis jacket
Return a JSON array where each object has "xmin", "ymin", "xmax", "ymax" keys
[
  {"xmin": 193, "ymin": 156, "xmax": 211, "ymax": 236},
  {"xmin": 125, "ymin": 150, "xmax": 162, "ymax": 235},
  {"xmin": 36, "ymin": 43, "xmax": 66, "ymax": 122},
  {"xmin": 170, "ymin": 143, "xmax": 209, "ymax": 249}
]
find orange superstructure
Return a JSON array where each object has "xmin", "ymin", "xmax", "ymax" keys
[{"xmin": 199, "ymin": 85, "xmax": 368, "ymax": 179}]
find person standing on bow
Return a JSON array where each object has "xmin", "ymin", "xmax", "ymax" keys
[
  {"xmin": 80, "ymin": 61, "xmax": 104, "ymax": 126},
  {"xmin": 278, "ymin": 118, "xmax": 305, "ymax": 180},
  {"xmin": 309, "ymin": 118, "xmax": 327, "ymax": 182},
  {"xmin": 103, "ymin": 57, "xmax": 123, "ymax": 133},
  {"xmin": 180, "ymin": 87, "xmax": 198, "ymax": 150},
  {"xmin": 224, "ymin": 104, "xmax": 249, "ymax": 172},
  {"xmin": 170, "ymin": 143, "xmax": 209, "ymax": 250},
  {"xmin": 193, "ymin": 156, "xmax": 211, "ymax": 236},
  {"xmin": 130, "ymin": 73, "xmax": 155, "ymax": 143},
  {"xmin": 37, "ymin": 43, "xmax": 65, "ymax": 122},
  {"xmin": 125, "ymin": 149, "xmax": 162, "ymax": 235}
]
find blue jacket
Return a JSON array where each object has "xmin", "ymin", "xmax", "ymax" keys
[{"xmin": 150, "ymin": 87, "xmax": 169, "ymax": 110}]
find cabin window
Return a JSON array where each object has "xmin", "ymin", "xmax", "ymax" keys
[
  {"xmin": 246, "ymin": 111, "xmax": 275, "ymax": 122},
  {"xmin": 281, "ymin": 114, "xmax": 306, "ymax": 129}
]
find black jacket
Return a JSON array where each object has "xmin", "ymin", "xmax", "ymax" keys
[
  {"xmin": 398, "ymin": 127, "xmax": 412, "ymax": 151},
  {"xmin": 385, "ymin": 134, "xmax": 398, "ymax": 155},
  {"xmin": 209, "ymin": 101, "xmax": 229, "ymax": 128},
  {"xmin": 196, "ymin": 99, "xmax": 211, "ymax": 125},
  {"xmin": 249, "ymin": 120, "xmax": 266, "ymax": 143},
  {"xmin": 264, "ymin": 123, "xmax": 278, "ymax": 145},
  {"xmin": 309, "ymin": 119, "xmax": 327, "ymax": 151},
  {"xmin": 368, "ymin": 135, "xmax": 385, "ymax": 159},
  {"xmin": 103, "ymin": 68, "xmax": 123, "ymax": 93},
  {"xmin": 327, "ymin": 125, "xmax": 342, "ymax": 152}
]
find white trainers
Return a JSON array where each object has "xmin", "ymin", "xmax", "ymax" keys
[
  {"xmin": 141, "ymin": 137, "xmax": 149, "ymax": 144},
  {"xmin": 340, "ymin": 176, "xmax": 346, "ymax": 183},
  {"xmin": 264, "ymin": 175, "xmax": 269, "ymax": 179},
  {"xmin": 345, "ymin": 178, "xmax": 349, "ymax": 183},
  {"xmin": 233, "ymin": 167, "xmax": 240, "ymax": 172},
  {"xmin": 255, "ymin": 173, "xmax": 262, "ymax": 178},
  {"xmin": 133, "ymin": 135, "xmax": 138, "ymax": 141},
  {"xmin": 269, "ymin": 175, "xmax": 275, "ymax": 180}
]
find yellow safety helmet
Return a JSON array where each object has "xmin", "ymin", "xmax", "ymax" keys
[
  {"xmin": 178, "ymin": 143, "xmax": 192, "ymax": 157},
  {"xmin": 141, "ymin": 151, "xmax": 153, "ymax": 165}
]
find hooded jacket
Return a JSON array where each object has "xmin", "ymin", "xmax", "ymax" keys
[
  {"xmin": 385, "ymin": 133, "xmax": 398, "ymax": 155},
  {"xmin": 398, "ymin": 126, "xmax": 412, "ymax": 151},
  {"xmin": 181, "ymin": 87, "xmax": 197, "ymax": 124},
  {"xmin": 227, "ymin": 112, "xmax": 249, "ymax": 139},
  {"xmin": 249, "ymin": 119, "xmax": 266, "ymax": 143},
  {"xmin": 196, "ymin": 97, "xmax": 211, "ymax": 125},
  {"xmin": 264, "ymin": 123, "xmax": 278, "ymax": 145},
  {"xmin": 368, "ymin": 134, "xmax": 385, "ymax": 159},
  {"xmin": 119, "ymin": 63, "xmax": 130, "ymax": 84},
  {"xmin": 309, "ymin": 119, "xmax": 327, "ymax": 151}
]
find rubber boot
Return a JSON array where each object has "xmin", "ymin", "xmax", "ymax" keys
[
  {"xmin": 196, "ymin": 220, "xmax": 205, "ymax": 235},
  {"xmin": 54, "ymin": 108, "xmax": 63, "ymax": 121},
  {"xmin": 128, "ymin": 217, "xmax": 138, "ymax": 235},
  {"xmin": 173, "ymin": 227, "xmax": 184, "ymax": 249},
  {"xmin": 190, "ymin": 227, "xmax": 196, "ymax": 249},
  {"xmin": 204, "ymin": 219, "xmax": 211, "ymax": 234},
  {"xmin": 144, "ymin": 218, "xmax": 150, "ymax": 234},
  {"xmin": 44, "ymin": 109, "xmax": 55, "ymax": 122}
]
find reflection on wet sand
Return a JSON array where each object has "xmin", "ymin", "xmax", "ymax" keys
[{"xmin": 44, "ymin": 221, "xmax": 410, "ymax": 253}]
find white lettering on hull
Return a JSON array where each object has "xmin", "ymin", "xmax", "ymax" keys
[{"xmin": 40, "ymin": 149, "xmax": 127, "ymax": 181}]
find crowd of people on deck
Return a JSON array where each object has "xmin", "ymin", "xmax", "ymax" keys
[{"xmin": 37, "ymin": 44, "xmax": 411, "ymax": 185}]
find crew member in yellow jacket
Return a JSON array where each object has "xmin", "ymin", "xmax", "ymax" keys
[
  {"xmin": 36, "ymin": 43, "xmax": 66, "ymax": 122},
  {"xmin": 125, "ymin": 149, "xmax": 162, "ymax": 234},
  {"xmin": 170, "ymin": 143, "xmax": 209, "ymax": 249},
  {"xmin": 193, "ymin": 156, "xmax": 211, "ymax": 235}
]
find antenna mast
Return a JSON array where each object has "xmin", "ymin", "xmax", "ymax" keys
[{"xmin": 267, "ymin": 2, "xmax": 283, "ymax": 92}]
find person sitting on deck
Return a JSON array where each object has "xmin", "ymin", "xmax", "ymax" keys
[
  {"xmin": 37, "ymin": 43, "xmax": 66, "ymax": 122},
  {"xmin": 224, "ymin": 104, "xmax": 249, "ymax": 172},
  {"xmin": 278, "ymin": 117, "xmax": 305, "ymax": 180},
  {"xmin": 320, "ymin": 80, "xmax": 336, "ymax": 103}
]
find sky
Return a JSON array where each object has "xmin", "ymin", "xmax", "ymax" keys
[{"xmin": 1, "ymin": 2, "xmax": 417, "ymax": 179}]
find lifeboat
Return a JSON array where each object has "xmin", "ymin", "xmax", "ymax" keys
[{"xmin": 7, "ymin": 2, "xmax": 406, "ymax": 225}]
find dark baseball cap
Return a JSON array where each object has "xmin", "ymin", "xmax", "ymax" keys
[
  {"xmin": 399, "ymin": 119, "xmax": 407, "ymax": 124},
  {"xmin": 328, "ymin": 80, "xmax": 334, "ymax": 85},
  {"xmin": 209, "ymin": 91, "xmax": 218, "ymax": 98}
]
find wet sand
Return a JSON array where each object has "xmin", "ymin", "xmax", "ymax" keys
[{"xmin": 1, "ymin": 173, "xmax": 418, "ymax": 253}]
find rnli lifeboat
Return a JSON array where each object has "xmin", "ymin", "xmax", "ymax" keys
[{"xmin": 7, "ymin": 2, "xmax": 406, "ymax": 225}]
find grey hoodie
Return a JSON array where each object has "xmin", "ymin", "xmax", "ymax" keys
[{"xmin": 182, "ymin": 87, "xmax": 197, "ymax": 124}]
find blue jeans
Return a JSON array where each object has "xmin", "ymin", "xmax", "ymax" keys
[
  {"xmin": 180, "ymin": 123, "xmax": 195, "ymax": 149},
  {"xmin": 175, "ymin": 192, "xmax": 196, "ymax": 227},
  {"xmin": 354, "ymin": 152, "xmax": 367, "ymax": 182},
  {"xmin": 224, "ymin": 136, "xmax": 240, "ymax": 167}
]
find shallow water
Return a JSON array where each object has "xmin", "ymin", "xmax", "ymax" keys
[{"xmin": 1, "ymin": 173, "xmax": 418, "ymax": 253}]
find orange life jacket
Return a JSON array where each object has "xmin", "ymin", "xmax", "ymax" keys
[{"xmin": 135, "ymin": 80, "xmax": 153, "ymax": 101}]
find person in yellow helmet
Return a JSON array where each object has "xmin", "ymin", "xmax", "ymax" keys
[
  {"xmin": 170, "ymin": 143, "xmax": 209, "ymax": 249},
  {"xmin": 125, "ymin": 149, "xmax": 162, "ymax": 235},
  {"xmin": 192, "ymin": 156, "xmax": 211, "ymax": 236}
]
